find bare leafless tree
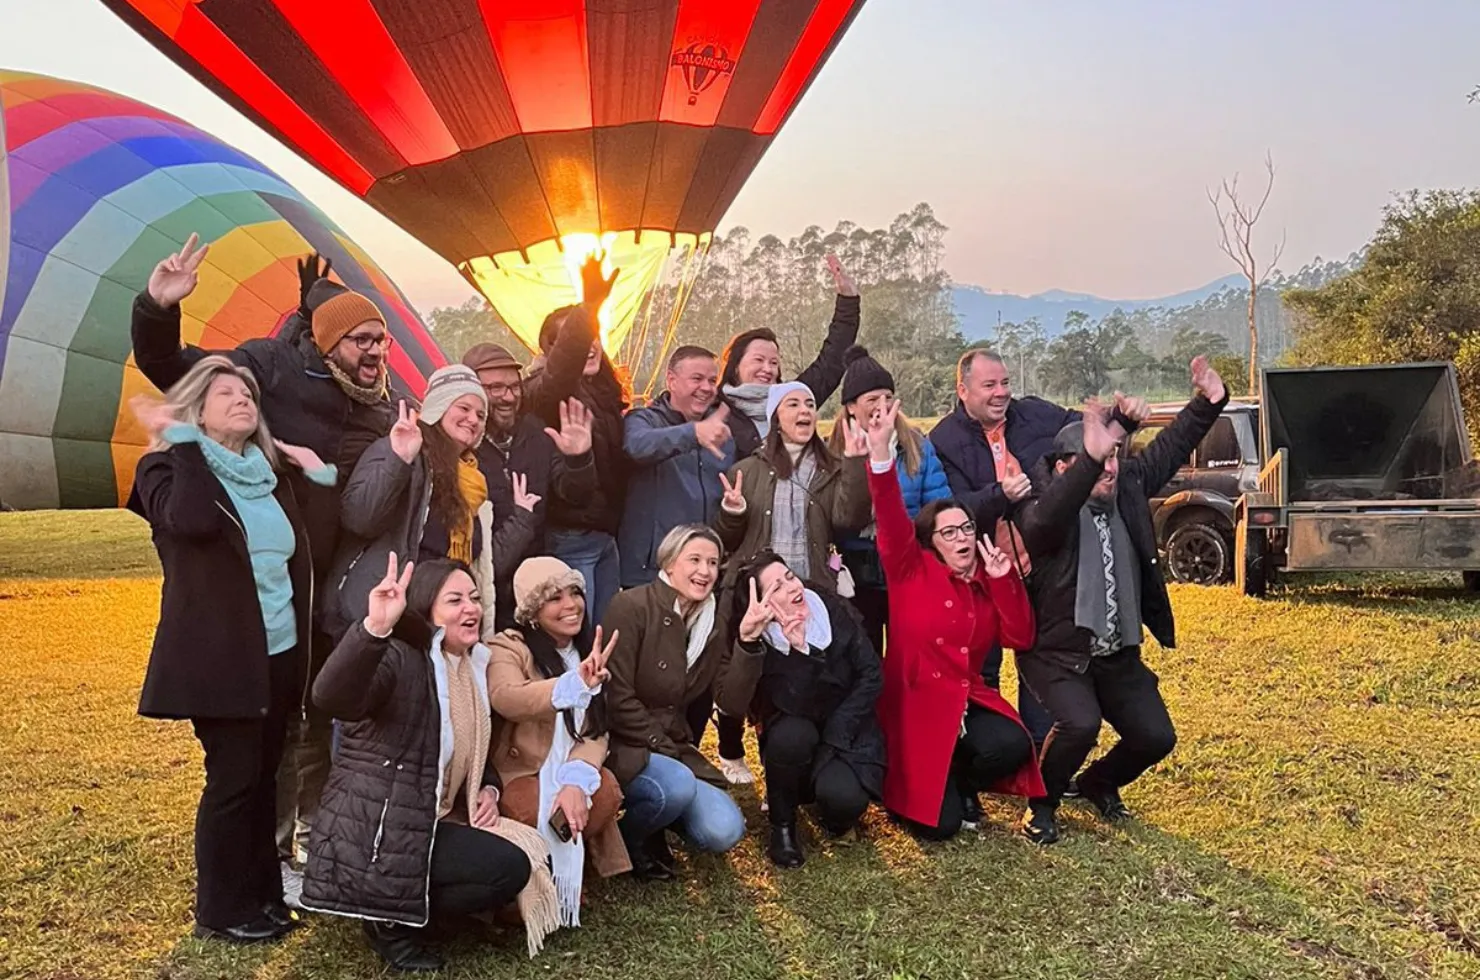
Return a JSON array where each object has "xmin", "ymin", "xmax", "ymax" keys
[{"xmin": 1209, "ymin": 153, "xmax": 1286, "ymax": 394}]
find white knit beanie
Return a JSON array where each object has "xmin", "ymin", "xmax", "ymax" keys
[
  {"xmin": 764, "ymin": 381, "xmax": 814, "ymax": 423},
  {"xmin": 419, "ymin": 364, "xmax": 487, "ymax": 424}
]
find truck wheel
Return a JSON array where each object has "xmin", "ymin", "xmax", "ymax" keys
[
  {"xmin": 1166, "ymin": 522, "xmax": 1232, "ymax": 585},
  {"xmin": 1236, "ymin": 523, "xmax": 1269, "ymax": 598}
]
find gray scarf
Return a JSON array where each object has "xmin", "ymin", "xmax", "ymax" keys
[
  {"xmin": 771, "ymin": 445, "xmax": 817, "ymax": 580},
  {"xmin": 1074, "ymin": 495, "xmax": 1142, "ymax": 654},
  {"xmin": 724, "ymin": 383, "xmax": 772, "ymax": 438}
]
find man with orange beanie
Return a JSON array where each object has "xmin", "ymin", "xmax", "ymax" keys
[{"xmin": 131, "ymin": 233, "xmax": 403, "ymax": 907}]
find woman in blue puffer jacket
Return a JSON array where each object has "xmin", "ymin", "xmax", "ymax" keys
[{"xmin": 827, "ymin": 346, "xmax": 951, "ymax": 654}]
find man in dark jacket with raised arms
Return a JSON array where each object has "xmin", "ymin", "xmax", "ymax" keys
[
  {"xmin": 130, "ymin": 233, "xmax": 400, "ymax": 894},
  {"xmin": 1013, "ymin": 357, "xmax": 1228, "ymax": 845}
]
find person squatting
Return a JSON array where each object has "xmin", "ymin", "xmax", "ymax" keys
[{"xmin": 126, "ymin": 237, "xmax": 1230, "ymax": 970}]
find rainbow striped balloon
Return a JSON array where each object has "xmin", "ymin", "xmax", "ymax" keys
[{"xmin": 0, "ymin": 70, "xmax": 445, "ymax": 510}]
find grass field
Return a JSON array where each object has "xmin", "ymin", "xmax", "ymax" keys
[{"xmin": 1, "ymin": 510, "xmax": 1478, "ymax": 980}]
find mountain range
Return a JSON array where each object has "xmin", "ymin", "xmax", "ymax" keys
[{"xmin": 953, "ymin": 274, "xmax": 1248, "ymax": 340}]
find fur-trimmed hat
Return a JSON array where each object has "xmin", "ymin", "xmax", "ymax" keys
[{"xmin": 512, "ymin": 556, "xmax": 587, "ymax": 627}]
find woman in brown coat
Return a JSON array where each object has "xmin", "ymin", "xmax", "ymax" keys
[
  {"xmin": 602, "ymin": 525, "xmax": 749, "ymax": 880},
  {"xmin": 486, "ymin": 556, "xmax": 632, "ymax": 924}
]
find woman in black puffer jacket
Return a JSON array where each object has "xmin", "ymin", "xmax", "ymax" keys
[{"xmin": 302, "ymin": 556, "xmax": 532, "ymax": 972}]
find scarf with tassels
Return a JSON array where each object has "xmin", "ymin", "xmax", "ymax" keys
[{"xmin": 324, "ymin": 357, "xmax": 390, "ymax": 406}]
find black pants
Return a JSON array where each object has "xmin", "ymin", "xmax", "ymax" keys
[
  {"xmin": 910, "ymin": 705, "xmax": 1034, "ymax": 842},
  {"xmin": 850, "ymin": 586, "xmax": 888, "ymax": 658},
  {"xmin": 190, "ymin": 649, "xmax": 301, "ymax": 929},
  {"xmin": 276, "ymin": 628, "xmax": 334, "ymax": 863},
  {"xmin": 427, "ymin": 821, "xmax": 532, "ymax": 920},
  {"xmin": 760, "ymin": 715, "xmax": 870, "ymax": 831},
  {"xmin": 686, "ymin": 696, "xmax": 746, "ymax": 761},
  {"xmin": 1016, "ymin": 646, "xmax": 1177, "ymax": 807}
]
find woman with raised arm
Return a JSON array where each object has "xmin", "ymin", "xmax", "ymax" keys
[
  {"xmin": 302, "ymin": 556, "xmax": 561, "ymax": 971},
  {"xmin": 486, "ymin": 557, "xmax": 633, "ymax": 924},
  {"xmin": 719, "ymin": 553, "xmax": 885, "ymax": 868},
  {"xmin": 128, "ymin": 355, "xmax": 334, "ymax": 945},
  {"xmin": 864, "ymin": 400, "xmax": 1045, "ymax": 842}
]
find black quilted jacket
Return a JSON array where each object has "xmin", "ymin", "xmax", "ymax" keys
[{"xmin": 300, "ymin": 616, "xmax": 500, "ymax": 926}]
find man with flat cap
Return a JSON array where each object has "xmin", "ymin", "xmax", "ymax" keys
[
  {"xmin": 1011, "ymin": 357, "xmax": 1228, "ymax": 844},
  {"xmin": 462, "ymin": 341, "xmax": 598, "ymax": 631}
]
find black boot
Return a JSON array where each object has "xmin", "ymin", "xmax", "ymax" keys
[
  {"xmin": 1020, "ymin": 800, "xmax": 1061, "ymax": 846},
  {"xmin": 261, "ymin": 901, "xmax": 302, "ymax": 931},
  {"xmin": 628, "ymin": 833, "xmax": 676, "ymax": 882},
  {"xmin": 192, "ymin": 916, "xmax": 290, "ymax": 945},
  {"xmin": 960, "ymin": 790, "xmax": 984, "ymax": 830},
  {"xmin": 363, "ymin": 921, "xmax": 444, "ymax": 972},
  {"xmin": 768, "ymin": 823, "xmax": 805, "ymax": 869},
  {"xmin": 1077, "ymin": 778, "xmax": 1132, "ymax": 823}
]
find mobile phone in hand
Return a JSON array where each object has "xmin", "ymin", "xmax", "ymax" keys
[{"xmin": 549, "ymin": 807, "xmax": 573, "ymax": 843}]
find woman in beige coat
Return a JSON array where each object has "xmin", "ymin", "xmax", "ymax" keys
[{"xmin": 487, "ymin": 556, "xmax": 632, "ymax": 924}]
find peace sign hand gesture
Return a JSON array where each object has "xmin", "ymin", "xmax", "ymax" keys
[
  {"xmin": 511, "ymin": 472, "xmax": 542, "ymax": 513},
  {"xmin": 579, "ymin": 626, "xmax": 619, "ymax": 689},
  {"xmin": 390, "ymin": 400, "xmax": 423, "ymax": 464},
  {"xmin": 366, "ymin": 552, "xmax": 414, "ymax": 636},
  {"xmin": 841, "ymin": 416, "xmax": 870, "ymax": 458},
  {"xmin": 977, "ymin": 537, "xmax": 1013, "ymax": 579},
  {"xmin": 148, "ymin": 232, "xmax": 210, "ymax": 308},
  {"xmin": 866, "ymin": 399, "xmax": 899, "ymax": 463},
  {"xmin": 826, "ymin": 253, "xmax": 858, "ymax": 297},
  {"xmin": 738, "ymin": 577, "xmax": 777, "ymax": 642},
  {"xmin": 719, "ymin": 470, "xmax": 746, "ymax": 514}
]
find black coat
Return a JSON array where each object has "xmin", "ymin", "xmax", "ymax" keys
[
  {"xmin": 724, "ymin": 294, "xmax": 861, "ymax": 459},
  {"xmin": 1015, "ymin": 393, "xmax": 1227, "ymax": 671},
  {"xmin": 715, "ymin": 591, "xmax": 886, "ymax": 800},
  {"xmin": 928, "ymin": 395, "xmax": 1081, "ymax": 535},
  {"xmin": 131, "ymin": 288, "xmax": 399, "ymax": 596},
  {"xmin": 301, "ymin": 617, "xmax": 502, "ymax": 926},
  {"xmin": 473, "ymin": 413, "xmax": 596, "ymax": 627},
  {"xmin": 128, "ymin": 442, "xmax": 312, "ymax": 720}
]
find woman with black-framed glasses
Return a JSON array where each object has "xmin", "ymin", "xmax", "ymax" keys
[{"xmin": 863, "ymin": 401, "xmax": 1046, "ymax": 842}]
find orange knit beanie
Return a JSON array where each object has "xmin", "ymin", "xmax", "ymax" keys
[{"xmin": 311, "ymin": 291, "xmax": 386, "ymax": 353}]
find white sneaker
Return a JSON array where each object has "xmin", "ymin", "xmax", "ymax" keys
[
  {"xmin": 281, "ymin": 861, "xmax": 305, "ymax": 910},
  {"xmin": 719, "ymin": 757, "xmax": 755, "ymax": 785}
]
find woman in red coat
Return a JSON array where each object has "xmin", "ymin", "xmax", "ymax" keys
[{"xmin": 866, "ymin": 401, "xmax": 1045, "ymax": 840}]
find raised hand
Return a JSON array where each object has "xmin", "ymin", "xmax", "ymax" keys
[
  {"xmin": 545, "ymin": 398, "xmax": 593, "ymax": 457},
  {"xmin": 580, "ymin": 625, "xmax": 618, "ymax": 688},
  {"xmin": 389, "ymin": 400, "xmax": 423, "ymax": 464},
  {"xmin": 826, "ymin": 253, "xmax": 858, "ymax": 297},
  {"xmin": 977, "ymin": 537, "xmax": 1013, "ymax": 579},
  {"xmin": 842, "ymin": 417, "xmax": 870, "ymax": 458},
  {"xmin": 129, "ymin": 394, "xmax": 177, "ymax": 440},
  {"xmin": 866, "ymin": 400, "xmax": 899, "ymax": 462},
  {"xmin": 273, "ymin": 440, "xmax": 326, "ymax": 473},
  {"xmin": 1001, "ymin": 472, "xmax": 1032, "ymax": 502},
  {"xmin": 738, "ymin": 577, "xmax": 777, "ymax": 642},
  {"xmin": 365, "ymin": 552, "xmax": 414, "ymax": 637},
  {"xmin": 1079, "ymin": 398, "xmax": 1118, "ymax": 463},
  {"xmin": 580, "ymin": 252, "xmax": 619, "ymax": 312},
  {"xmin": 694, "ymin": 403, "xmax": 731, "ymax": 460},
  {"xmin": 1112, "ymin": 390, "xmax": 1151, "ymax": 426},
  {"xmin": 719, "ymin": 469, "xmax": 746, "ymax": 513},
  {"xmin": 1191, "ymin": 355, "xmax": 1227, "ymax": 404},
  {"xmin": 296, "ymin": 253, "xmax": 332, "ymax": 317},
  {"xmin": 147, "ymin": 233, "xmax": 210, "ymax": 308},
  {"xmin": 511, "ymin": 472, "xmax": 542, "ymax": 513}
]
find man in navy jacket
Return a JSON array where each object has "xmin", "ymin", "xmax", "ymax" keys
[{"xmin": 930, "ymin": 349, "xmax": 1081, "ymax": 746}]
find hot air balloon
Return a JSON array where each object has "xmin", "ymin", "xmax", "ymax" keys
[
  {"xmin": 100, "ymin": 0, "xmax": 868, "ymax": 394},
  {"xmin": 0, "ymin": 70, "xmax": 445, "ymax": 510}
]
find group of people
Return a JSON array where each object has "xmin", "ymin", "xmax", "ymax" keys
[{"xmin": 126, "ymin": 233, "xmax": 1229, "ymax": 971}]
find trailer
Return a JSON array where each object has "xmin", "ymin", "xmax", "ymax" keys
[{"xmin": 1235, "ymin": 362, "xmax": 1480, "ymax": 596}]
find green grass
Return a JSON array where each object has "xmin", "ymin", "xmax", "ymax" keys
[{"xmin": 1, "ymin": 512, "xmax": 1478, "ymax": 980}]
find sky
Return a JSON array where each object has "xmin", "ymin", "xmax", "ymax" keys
[{"xmin": 3, "ymin": 0, "xmax": 1480, "ymax": 314}]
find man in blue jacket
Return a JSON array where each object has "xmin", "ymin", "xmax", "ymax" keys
[
  {"xmin": 930, "ymin": 348, "xmax": 1081, "ymax": 748},
  {"xmin": 619, "ymin": 345, "xmax": 735, "ymax": 587}
]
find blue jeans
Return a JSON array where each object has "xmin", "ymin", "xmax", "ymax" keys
[
  {"xmin": 619, "ymin": 753, "xmax": 746, "ymax": 853},
  {"xmin": 547, "ymin": 529, "xmax": 620, "ymax": 646}
]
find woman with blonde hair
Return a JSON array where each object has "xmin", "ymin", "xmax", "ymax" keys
[
  {"xmin": 826, "ymin": 346, "xmax": 951, "ymax": 654},
  {"xmin": 128, "ymin": 355, "xmax": 334, "ymax": 944}
]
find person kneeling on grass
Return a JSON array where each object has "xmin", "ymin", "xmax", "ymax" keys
[
  {"xmin": 602, "ymin": 525, "xmax": 748, "ymax": 880},
  {"xmin": 863, "ymin": 399, "xmax": 1046, "ymax": 843},
  {"xmin": 718, "ymin": 552, "xmax": 885, "ymax": 868},
  {"xmin": 302, "ymin": 556, "xmax": 567, "ymax": 972},
  {"xmin": 486, "ymin": 557, "xmax": 634, "ymax": 924}
]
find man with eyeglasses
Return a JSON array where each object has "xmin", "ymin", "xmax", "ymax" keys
[
  {"xmin": 460, "ymin": 341, "xmax": 596, "ymax": 630},
  {"xmin": 131, "ymin": 235, "xmax": 403, "ymax": 903},
  {"xmin": 1011, "ymin": 357, "xmax": 1228, "ymax": 845}
]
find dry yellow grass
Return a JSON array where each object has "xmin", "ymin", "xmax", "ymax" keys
[{"xmin": 1, "ymin": 511, "xmax": 1478, "ymax": 979}]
